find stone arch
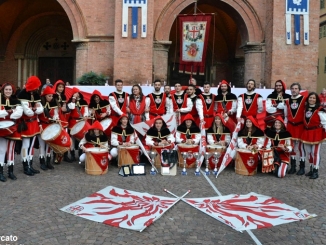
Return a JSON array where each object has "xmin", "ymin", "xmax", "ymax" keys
[{"xmin": 154, "ymin": 0, "xmax": 263, "ymax": 44}]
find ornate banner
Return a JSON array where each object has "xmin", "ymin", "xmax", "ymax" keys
[
  {"xmin": 285, "ymin": 0, "xmax": 309, "ymax": 45},
  {"xmin": 178, "ymin": 14, "xmax": 212, "ymax": 75}
]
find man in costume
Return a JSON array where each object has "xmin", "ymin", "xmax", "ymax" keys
[
  {"xmin": 170, "ymin": 82, "xmax": 192, "ymax": 124},
  {"xmin": 109, "ymin": 79, "xmax": 129, "ymax": 125},
  {"xmin": 147, "ymin": 80, "xmax": 172, "ymax": 119},
  {"xmin": 197, "ymin": 82, "xmax": 216, "ymax": 129},
  {"xmin": 215, "ymin": 80, "xmax": 237, "ymax": 123},
  {"xmin": 186, "ymin": 85, "xmax": 203, "ymax": 126}
]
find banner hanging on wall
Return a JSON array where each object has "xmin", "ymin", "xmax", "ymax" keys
[
  {"xmin": 178, "ymin": 14, "xmax": 212, "ymax": 75},
  {"xmin": 285, "ymin": 0, "xmax": 310, "ymax": 45}
]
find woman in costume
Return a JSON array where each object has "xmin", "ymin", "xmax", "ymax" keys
[
  {"xmin": 175, "ymin": 114, "xmax": 200, "ymax": 145},
  {"xmin": 206, "ymin": 113, "xmax": 231, "ymax": 146},
  {"xmin": 300, "ymin": 92, "xmax": 326, "ymax": 179},
  {"xmin": 145, "ymin": 116, "xmax": 175, "ymax": 148},
  {"xmin": 127, "ymin": 84, "xmax": 149, "ymax": 124},
  {"xmin": 0, "ymin": 83, "xmax": 23, "ymax": 181}
]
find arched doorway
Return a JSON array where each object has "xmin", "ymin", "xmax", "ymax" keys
[{"xmin": 0, "ymin": 0, "xmax": 76, "ymax": 87}]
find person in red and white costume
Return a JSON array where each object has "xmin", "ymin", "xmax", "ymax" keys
[
  {"xmin": 284, "ymin": 82, "xmax": 306, "ymax": 175},
  {"xmin": 197, "ymin": 82, "xmax": 216, "ymax": 129},
  {"xmin": 170, "ymin": 82, "xmax": 192, "ymax": 124},
  {"xmin": 206, "ymin": 113, "xmax": 231, "ymax": 146},
  {"xmin": 127, "ymin": 84, "xmax": 150, "ymax": 124},
  {"xmin": 145, "ymin": 116, "xmax": 175, "ymax": 148},
  {"xmin": 79, "ymin": 121, "xmax": 111, "ymax": 163},
  {"xmin": 176, "ymin": 114, "xmax": 201, "ymax": 145},
  {"xmin": 147, "ymin": 80, "xmax": 172, "ymax": 119},
  {"xmin": 265, "ymin": 80, "xmax": 291, "ymax": 127},
  {"xmin": 300, "ymin": 92, "xmax": 326, "ymax": 179},
  {"xmin": 110, "ymin": 114, "xmax": 136, "ymax": 159},
  {"xmin": 188, "ymin": 77, "xmax": 202, "ymax": 95},
  {"xmin": 38, "ymin": 86, "xmax": 59, "ymax": 169},
  {"xmin": 67, "ymin": 87, "xmax": 89, "ymax": 161},
  {"xmin": 88, "ymin": 90, "xmax": 110, "ymax": 122},
  {"xmin": 264, "ymin": 117, "xmax": 292, "ymax": 178},
  {"xmin": 0, "ymin": 83, "xmax": 23, "ymax": 182},
  {"xmin": 17, "ymin": 76, "xmax": 44, "ymax": 176},
  {"xmin": 215, "ymin": 80, "xmax": 237, "ymax": 123},
  {"xmin": 186, "ymin": 85, "xmax": 204, "ymax": 126},
  {"xmin": 236, "ymin": 79, "xmax": 263, "ymax": 121},
  {"xmin": 109, "ymin": 79, "xmax": 129, "ymax": 125}
]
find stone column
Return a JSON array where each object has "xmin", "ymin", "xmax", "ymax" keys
[
  {"xmin": 15, "ymin": 54, "xmax": 24, "ymax": 88},
  {"xmin": 23, "ymin": 58, "xmax": 28, "ymax": 83},
  {"xmin": 75, "ymin": 42, "xmax": 89, "ymax": 80},
  {"xmin": 153, "ymin": 41, "xmax": 171, "ymax": 83},
  {"xmin": 243, "ymin": 42, "xmax": 265, "ymax": 87}
]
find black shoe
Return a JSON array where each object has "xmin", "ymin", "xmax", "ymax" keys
[
  {"xmin": 288, "ymin": 158, "xmax": 296, "ymax": 174},
  {"xmin": 63, "ymin": 152, "xmax": 72, "ymax": 163},
  {"xmin": 39, "ymin": 157, "xmax": 48, "ymax": 171},
  {"xmin": 309, "ymin": 168, "xmax": 319, "ymax": 179},
  {"xmin": 46, "ymin": 156, "xmax": 54, "ymax": 169},
  {"xmin": 0, "ymin": 165, "xmax": 7, "ymax": 182},
  {"xmin": 8, "ymin": 165, "xmax": 17, "ymax": 180},
  {"xmin": 305, "ymin": 165, "xmax": 313, "ymax": 176},
  {"xmin": 296, "ymin": 160, "xmax": 305, "ymax": 175},
  {"xmin": 70, "ymin": 150, "xmax": 76, "ymax": 161},
  {"xmin": 22, "ymin": 160, "xmax": 34, "ymax": 176},
  {"xmin": 29, "ymin": 159, "xmax": 40, "ymax": 174}
]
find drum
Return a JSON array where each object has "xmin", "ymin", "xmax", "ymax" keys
[
  {"xmin": 206, "ymin": 145, "xmax": 226, "ymax": 170},
  {"xmin": 100, "ymin": 118, "xmax": 113, "ymax": 137},
  {"xmin": 151, "ymin": 144, "xmax": 174, "ymax": 169},
  {"xmin": 41, "ymin": 123, "xmax": 72, "ymax": 154},
  {"xmin": 0, "ymin": 120, "xmax": 17, "ymax": 137},
  {"xmin": 85, "ymin": 147, "xmax": 109, "ymax": 175},
  {"xmin": 117, "ymin": 145, "xmax": 140, "ymax": 168},
  {"xmin": 260, "ymin": 149, "xmax": 274, "ymax": 173},
  {"xmin": 70, "ymin": 120, "xmax": 91, "ymax": 141},
  {"xmin": 235, "ymin": 149, "xmax": 259, "ymax": 176},
  {"xmin": 177, "ymin": 144, "xmax": 199, "ymax": 168}
]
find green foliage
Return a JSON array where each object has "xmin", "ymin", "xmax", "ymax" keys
[{"xmin": 77, "ymin": 71, "xmax": 106, "ymax": 85}]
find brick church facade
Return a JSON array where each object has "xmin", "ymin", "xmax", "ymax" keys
[{"xmin": 0, "ymin": 0, "xmax": 320, "ymax": 90}]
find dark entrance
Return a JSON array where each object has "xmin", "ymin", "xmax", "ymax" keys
[{"xmin": 38, "ymin": 57, "xmax": 74, "ymax": 85}]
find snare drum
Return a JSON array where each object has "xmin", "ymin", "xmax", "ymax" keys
[
  {"xmin": 41, "ymin": 124, "xmax": 72, "ymax": 154},
  {"xmin": 235, "ymin": 149, "xmax": 258, "ymax": 176},
  {"xmin": 117, "ymin": 145, "xmax": 140, "ymax": 168},
  {"xmin": 100, "ymin": 118, "xmax": 112, "ymax": 137},
  {"xmin": 85, "ymin": 147, "xmax": 109, "ymax": 175},
  {"xmin": 71, "ymin": 120, "xmax": 91, "ymax": 141},
  {"xmin": 206, "ymin": 145, "xmax": 226, "ymax": 170},
  {"xmin": 177, "ymin": 144, "xmax": 199, "ymax": 168},
  {"xmin": 151, "ymin": 144, "xmax": 174, "ymax": 169},
  {"xmin": 0, "ymin": 120, "xmax": 17, "ymax": 137}
]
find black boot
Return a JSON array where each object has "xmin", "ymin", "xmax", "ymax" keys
[
  {"xmin": 29, "ymin": 159, "xmax": 40, "ymax": 174},
  {"xmin": 23, "ymin": 160, "xmax": 34, "ymax": 176},
  {"xmin": 305, "ymin": 165, "xmax": 313, "ymax": 176},
  {"xmin": 296, "ymin": 160, "xmax": 305, "ymax": 175},
  {"xmin": 0, "ymin": 165, "xmax": 7, "ymax": 182},
  {"xmin": 39, "ymin": 156, "xmax": 48, "ymax": 171},
  {"xmin": 8, "ymin": 165, "xmax": 17, "ymax": 180},
  {"xmin": 70, "ymin": 150, "xmax": 76, "ymax": 161},
  {"xmin": 46, "ymin": 156, "xmax": 54, "ymax": 169},
  {"xmin": 63, "ymin": 152, "xmax": 72, "ymax": 163},
  {"xmin": 309, "ymin": 168, "xmax": 319, "ymax": 179},
  {"xmin": 288, "ymin": 158, "xmax": 296, "ymax": 174}
]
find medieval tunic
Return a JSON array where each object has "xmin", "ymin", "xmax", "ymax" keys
[
  {"xmin": 18, "ymin": 89, "xmax": 44, "ymax": 137},
  {"xmin": 170, "ymin": 91, "xmax": 192, "ymax": 123},
  {"xmin": 236, "ymin": 91, "xmax": 263, "ymax": 119},
  {"xmin": 111, "ymin": 126, "xmax": 135, "ymax": 146},
  {"xmin": 176, "ymin": 122, "xmax": 201, "ymax": 145},
  {"xmin": 198, "ymin": 93, "xmax": 215, "ymax": 129},
  {"xmin": 301, "ymin": 106, "xmax": 326, "ymax": 144},
  {"xmin": 145, "ymin": 127, "xmax": 175, "ymax": 146},
  {"xmin": 67, "ymin": 95, "xmax": 88, "ymax": 130},
  {"xmin": 206, "ymin": 123, "xmax": 231, "ymax": 145},
  {"xmin": 215, "ymin": 82, "xmax": 237, "ymax": 122},
  {"xmin": 237, "ymin": 127, "xmax": 265, "ymax": 150},
  {"xmin": 38, "ymin": 100, "xmax": 59, "ymax": 130},
  {"xmin": 128, "ymin": 95, "xmax": 150, "ymax": 124},
  {"xmin": 188, "ymin": 94, "xmax": 203, "ymax": 126},
  {"xmin": 109, "ymin": 91, "xmax": 129, "ymax": 124},
  {"xmin": 53, "ymin": 80, "xmax": 69, "ymax": 128},
  {"xmin": 88, "ymin": 95, "xmax": 111, "ymax": 121},
  {"xmin": 147, "ymin": 91, "xmax": 172, "ymax": 119},
  {"xmin": 265, "ymin": 128, "xmax": 292, "ymax": 164},
  {"xmin": 79, "ymin": 133, "xmax": 109, "ymax": 149},
  {"xmin": 284, "ymin": 95, "xmax": 306, "ymax": 140}
]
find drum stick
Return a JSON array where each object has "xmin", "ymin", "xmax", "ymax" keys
[{"xmin": 139, "ymin": 189, "xmax": 191, "ymax": 233}]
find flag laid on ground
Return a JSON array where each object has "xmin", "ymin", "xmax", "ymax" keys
[
  {"xmin": 60, "ymin": 186, "xmax": 179, "ymax": 232},
  {"xmin": 183, "ymin": 192, "xmax": 316, "ymax": 232},
  {"xmin": 216, "ymin": 121, "xmax": 242, "ymax": 177}
]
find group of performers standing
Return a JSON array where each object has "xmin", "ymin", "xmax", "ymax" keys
[{"xmin": 0, "ymin": 76, "xmax": 324, "ymax": 182}]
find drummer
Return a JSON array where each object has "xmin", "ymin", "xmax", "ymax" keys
[
  {"xmin": 145, "ymin": 116, "xmax": 175, "ymax": 149},
  {"xmin": 38, "ymin": 86, "xmax": 58, "ymax": 168},
  {"xmin": 88, "ymin": 89, "xmax": 110, "ymax": 122},
  {"xmin": 237, "ymin": 116, "xmax": 266, "ymax": 151},
  {"xmin": 0, "ymin": 83, "xmax": 23, "ymax": 182},
  {"xmin": 175, "ymin": 114, "xmax": 200, "ymax": 145},
  {"xmin": 67, "ymin": 87, "xmax": 89, "ymax": 161},
  {"xmin": 206, "ymin": 113, "xmax": 231, "ymax": 146},
  {"xmin": 79, "ymin": 121, "xmax": 111, "ymax": 163},
  {"xmin": 110, "ymin": 114, "xmax": 136, "ymax": 160},
  {"xmin": 264, "ymin": 116, "xmax": 292, "ymax": 178}
]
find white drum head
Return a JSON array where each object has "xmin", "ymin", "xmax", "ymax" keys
[
  {"xmin": 100, "ymin": 118, "xmax": 112, "ymax": 130},
  {"xmin": 71, "ymin": 121, "xmax": 85, "ymax": 135},
  {"xmin": 42, "ymin": 124, "xmax": 61, "ymax": 140},
  {"xmin": 86, "ymin": 147, "xmax": 108, "ymax": 153},
  {"xmin": 0, "ymin": 120, "xmax": 14, "ymax": 129},
  {"xmin": 207, "ymin": 145, "xmax": 223, "ymax": 149}
]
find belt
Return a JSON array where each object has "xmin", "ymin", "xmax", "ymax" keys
[
  {"xmin": 25, "ymin": 118, "xmax": 37, "ymax": 122},
  {"xmin": 150, "ymin": 112, "xmax": 163, "ymax": 116},
  {"xmin": 288, "ymin": 121, "xmax": 303, "ymax": 126},
  {"xmin": 71, "ymin": 117, "xmax": 82, "ymax": 120},
  {"xmin": 305, "ymin": 126, "xmax": 322, "ymax": 130},
  {"xmin": 40, "ymin": 121, "xmax": 51, "ymax": 124},
  {"xmin": 204, "ymin": 115, "xmax": 214, "ymax": 118}
]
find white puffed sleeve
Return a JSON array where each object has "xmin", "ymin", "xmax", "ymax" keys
[
  {"xmin": 224, "ymin": 134, "xmax": 231, "ymax": 144},
  {"xmin": 79, "ymin": 137, "xmax": 87, "ymax": 148},
  {"xmin": 257, "ymin": 97, "xmax": 263, "ymax": 113},
  {"xmin": 195, "ymin": 99, "xmax": 204, "ymax": 120},
  {"xmin": 109, "ymin": 95, "xmax": 124, "ymax": 116},
  {"xmin": 285, "ymin": 139, "xmax": 292, "ymax": 152},
  {"xmin": 165, "ymin": 98, "xmax": 173, "ymax": 114},
  {"xmin": 266, "ymin": 98, "xmax": 277, "ymax": 114},
  {"xmin": 111, "ymin": 133, "xmax": 119, "ymax": 146},
  {"xmin": 167, "ymin": 133, "xmax": 175, "ymax": 144},
  {"xmin": 237, "ymin": 138, "xmax": 247, "ymax": 149},
  {"xmin": 0, "ymin": 109, "xmax": 8, "ymax": 118},
  {"xmin": 129, "ymin": 133, "xmax": 135, "ymax": 144},
  {"xmin": 207, "ymin": 134, "xmax": 215, "ymax": 145},
  {"xmin": 145, "ymin": 97, "xmax": 150, "ymax": 121},
  {"xmin": 10, "ymin": 105, "xmax": 23, "ymax": 120},
  {"xmin": 318, "ymin": 111, "xmax": 326, "ymax": 129},
  {"xmin": 236, "ymin": 96, "xmax": 243, "ymax": 118},
  {"xmin": 83, "ymin": 106, "xmax": 89, "ymax": 117},
  {"xmin": 256, "ymin": 137, "xmax": 265, "ymax": 149},
  {"xmin": 230, "ymin": 100, "xmax": 237, "ymax": 114},
  {"xmin": 21, "ymin": 101, "xmax": 34, "ymax": 117},
  {"xmin": 175, "ymin": 131, "xmax": 183, "ymax": 144},
  {"xmin": 67, "ymin": 101, "xmax": 75, "ymax": 110},
  {"xmin": 145, "ymin": 135, "xmax": 155, "ymax": 146},
  {"xmin": 179, "ymin": 98, "xmax": 192, "ymax": 113},
  {"xmin": 34, "ymin": 102, "xmax": 44, "ymax": 115},
  {"xmin": 52, "ymin": 107, "xmax": 59, "ymax": 120},
  {"xmin": 193, "ymin": 133, "xmax": 201, "ymax": 145},
  {"xmin": 105, "ymin": 105, "xmax": 111, "ymax": 116}
]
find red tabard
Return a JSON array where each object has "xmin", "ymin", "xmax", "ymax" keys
[
  {"xmin": 198, "ymin": 94, "xmax": 215, "ymax": 128},
  {"xmin": 129, "ymin": 98, "xmax": 146, "ymax": 124},
  {"xmin": 170, "ymin": 93, "xmax": 189, "ymax": 122},
  {"xmin": 38, "ymin": 107, "xmax": 56, "ymax": 129},
  {"xmin": 285, "ymin": 96, "xmax": 306, "ymax": 140},
  {"xmin": 148, "ymin": 93, "xmax": 167, "ymax": 118},
  {"xmin": 68, "ymin": 105, "xmax": 86, "ymax": 129},
  {"xmin": 240, "ymin": 93, "xmax": 260, "ymax": 118},
  {"xmin": 110, "ymin": 92, "xmax": 129, "ymax": 125},
  {"xmin": 301, "ymin": 108, "xmax": 325, "ymax": 144}
]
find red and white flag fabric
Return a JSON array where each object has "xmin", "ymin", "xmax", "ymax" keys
[
  {"xmin": 216, "ymin": 121, "xmax": 242, "ymax": 177},
  {"xmin": 60, "ymin": 186, "xmax": 178, "ymax": 232},
  {"xmin": 184, "ymin": 192, "xmax": 316, "ymax": 232},
  {"xmin": 198, "ymin": 122, "xmax": 207, "ymax": 167}
]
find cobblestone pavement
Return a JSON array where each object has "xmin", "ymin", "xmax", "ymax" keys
[{"xmin": 1, "ymin": 145, "xmax": 326, "ymax": 245}]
